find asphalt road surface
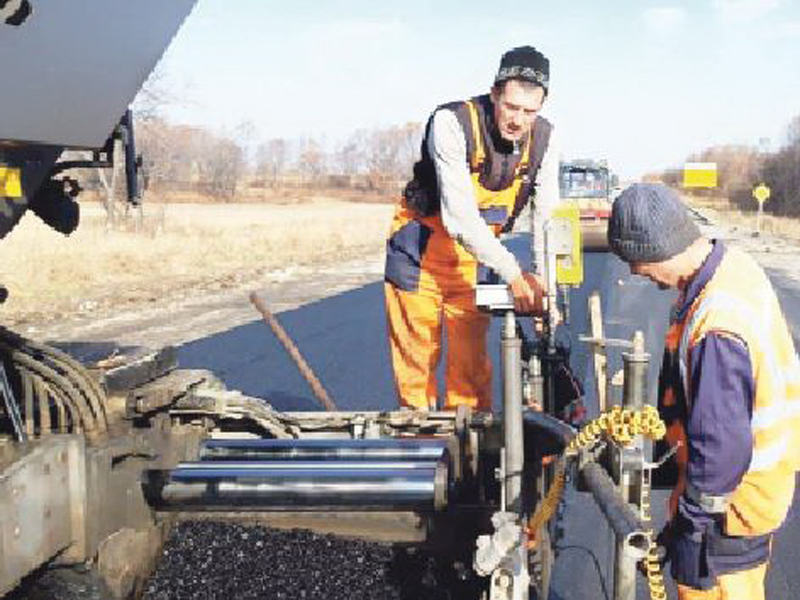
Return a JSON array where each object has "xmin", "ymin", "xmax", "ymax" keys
[{"xmin": 176, "ymin": 235, "xmax": 800, "ymax": 599}]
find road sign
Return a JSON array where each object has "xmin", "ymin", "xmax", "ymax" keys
[
  {"xmin": 753, "ymin": 183, "xmax": 771, "ymax": 206},
  {"xmin": 683, "ymin": 162, "xmax": 718, "ymax": 188}
]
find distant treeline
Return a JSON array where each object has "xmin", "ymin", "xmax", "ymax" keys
[
  {"xmin": 647, "ymin": 114, "xmax": 800, "ymax": 217},
  {"xmin": 128, "ymin": 118, "xmax": 424, "ymax": 201}
]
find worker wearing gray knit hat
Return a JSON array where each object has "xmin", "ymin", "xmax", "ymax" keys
[
  {"xmin": 608, "ymin": 183, "xmax": 700, "ymax": 265},
  {"xmin": 608, "ymin": 182, "xmax": 800, "ymax": 599}
]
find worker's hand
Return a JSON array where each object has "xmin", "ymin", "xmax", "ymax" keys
[{"xmin": 509, "ymin": 272, "xmax": 545, "ymax": 315}]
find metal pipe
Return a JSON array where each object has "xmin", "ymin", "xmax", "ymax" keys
[
  {"xmin": 143, "ymin": 460, "xmax": 449, "ymax": 512},
  {"xmin": 121, "ymin": 109, "xmax": 140, "ymax": 205},
  {"xmin": 621, "ymin": 331, "xmax": 649, "ymax": 412},
  {"xmin": 249, "ymin": 292, "xmax": 338, "ymax": 411},
  {"xmin": 180, "ymin": 460, "xmax": 441, "ymax": 471},
  {"xmin": 580, "ymin": 462, "xmax": 650, "ymax": 559},
  {"xmin": 616, "ymin": 330, "xmax": 650, "ymax": 600},
  {"xmin": 199, "ymin": 438, "xmax": 450, "ymax": 462},
  {"xmin": 502, "ymin": 310, "xmax": 524, "ymax": 514}
]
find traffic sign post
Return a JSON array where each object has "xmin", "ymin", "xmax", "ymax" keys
[{"xmin": 752, "ymin": 183, "xmax": 771, "ymax": 237}]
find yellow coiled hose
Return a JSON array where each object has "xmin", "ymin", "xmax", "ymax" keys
[{"xmin": 526, "ymin": 405, "xmax": 668, "ymax": 600}]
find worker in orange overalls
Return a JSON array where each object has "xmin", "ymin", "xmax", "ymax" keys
[
  {"xmin": 608, "ymin": 184, "xmax": 800, "ymax": 600},
  {"xmin": 384, "ymin": 46, "xmax": 559, "ymax": 411}
]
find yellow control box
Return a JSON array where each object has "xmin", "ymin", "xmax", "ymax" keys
[
  {"xmin": 0, "ymin": 166, "xmax": 23, "ymax": 198},
  {"xmin": 553, "ymin": 204, "xmax": 583, "ymax": 285}
]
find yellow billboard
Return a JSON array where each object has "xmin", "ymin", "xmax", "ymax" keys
[{"xmin": 683, "ymin": 162, "xmax": 718, "ymax": 188}]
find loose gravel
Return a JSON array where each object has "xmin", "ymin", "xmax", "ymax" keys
[{"xmin": 142, "ymin": 522, "xmax": 470, "ymax": 600}]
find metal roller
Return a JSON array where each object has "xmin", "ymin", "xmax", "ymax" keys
[
  {"xmin": 178, "ymin": 460, "xmax": 440, "ymax": 471},
  {"xmin": 143, "ymin": 458, "xmax": 449, "ymax": 512},
  {"xmin": 198, "ymin": 438, "xmax": 451, "ymax": 463}
]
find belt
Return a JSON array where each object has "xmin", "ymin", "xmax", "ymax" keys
[{"xmin": 685, "ymin": 482, "xmax": 731, "ymax": 514}]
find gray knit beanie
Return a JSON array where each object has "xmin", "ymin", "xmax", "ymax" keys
[{"xmin": 608, "ymin": 183, "xmax": 701, "ymax": 263}]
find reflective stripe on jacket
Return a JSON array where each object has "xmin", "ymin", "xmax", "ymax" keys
[{"xmin": 667, "ymin": 246, "xmax": 800, "ymax": 535}]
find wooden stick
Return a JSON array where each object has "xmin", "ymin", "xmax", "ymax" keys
[
  {"xmin": 589, "ymin": 292, "xmax": 608, "ymax": 413},
  {"xmin": 249, "ymin": 292, "xmax": 338, "ymax": 412}
]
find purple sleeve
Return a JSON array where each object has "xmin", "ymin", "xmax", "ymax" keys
[{"xmin": 685, "ymin": 332, "xmax": 754, "ymax": 495}]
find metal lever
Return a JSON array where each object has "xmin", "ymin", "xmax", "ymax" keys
[
  {"xmin": 645, "ymin": 441, "xmax": 682, "ymax": 470},
  {"xmin": 578, "ymin": 335, "xmax": 636, "ymax": 350}
]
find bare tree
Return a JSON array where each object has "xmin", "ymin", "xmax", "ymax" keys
[
  {"xmin": 297, "ymin": 138, "xmax": 327, "ymax": 186},
  {"xmin": 365, "ymin": 122, "xmax": 423, "ymax": 191},
  {"xmin": 207, "ymin": 137, "xmax": 245, "ymax": 200},
  {"xmin": 256, "ymin": 138, "xmax": 289, "ymax": 187},
  {"xmin": 760, "ymin": 114, "xmax": 800, "ymax": 216},
  {"xmin": 334, "ymin": 129, "xmax": 369, "ymax": 177}
]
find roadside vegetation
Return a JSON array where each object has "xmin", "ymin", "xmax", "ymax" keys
[
  {"xmin": 0, "ymin": 200, "xmax": 394, "ymax": 326},
  {"xmin": 648, "ymin": 113, "xmax": 800, "ymax": 237}
]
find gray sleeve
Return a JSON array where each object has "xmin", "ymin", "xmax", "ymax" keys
[
  {"xmin": 429, "ymin": 109, "xmax": 522, "ymax": 283},
  {"xmin": 531, "ymin": 127, "xmax": 560, "ymax": 276}
]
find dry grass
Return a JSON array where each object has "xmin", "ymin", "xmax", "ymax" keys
[
  {"xmin": 685, "ymin": 194, "xmax": 800, "ymax": 240},
  {"xmin": 0, "ymin": 199, "xmax": 394, "ymax": 325}
]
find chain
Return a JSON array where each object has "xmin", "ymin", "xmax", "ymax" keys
[{"xmin": 526, "ymin": 405, "xmax": 668, "ymax": 600}]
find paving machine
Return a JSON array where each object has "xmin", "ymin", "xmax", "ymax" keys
[{"xmin": 1, "ymin": 5, "xmax": 674, "ymax": 599}]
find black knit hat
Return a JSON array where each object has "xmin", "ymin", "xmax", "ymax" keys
[
  {"xmin": 608, "ymin": 184, "xmax": 701, "ymax": 263},
  {"xmin": 495, "ymin": 46, "xmax": 549, "ymax": 91}
]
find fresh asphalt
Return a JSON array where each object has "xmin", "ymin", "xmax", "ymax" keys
[{"xmin": 177, "ymin": 234, "xmax": 800, "ymax": 599}]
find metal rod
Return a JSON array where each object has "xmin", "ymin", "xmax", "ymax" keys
[
  {"xmin": 199, "ymin": 438, "xmax": 450, "ymax": 462},
  {"xmin": 143, "ymin": 460, "xmax": 448, "ymax": 511},
  {"xmin": 544, "ymin": 221, "xmax": 558, "ymax": 355},
  {"xmin": 181, "ymin": 460, "xmax": 441, "ymax": 471},
  {"xmin": 121, "ymin": 109, "xmax": 140, "ymax": 205},
  {"xmin": 615, "ymin": 330, "xmax": 650, "ymax": 600},
  {"xmin": 502, "ymin": 310, "xmax": 524, "ymax": 514},
  {"xmin": 249, "ymin": 292, "xmax": 337, "ymax": 411}
]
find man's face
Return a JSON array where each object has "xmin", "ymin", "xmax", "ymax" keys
[
  {"xmin": 491, "ymin": 80, "xmax": 545, "ymax": 142},
  {"xmin": 628, "ymin": 260, "xmax": 678, "ymax": 290}
]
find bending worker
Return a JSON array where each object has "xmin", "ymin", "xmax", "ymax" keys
[
  {"xmin": 608, "ymin": 183, "xmax": 800, "ymax": 599},
  {"xmin": 383, "ymin": 46, "xmax": 558, "ymax": 412}
]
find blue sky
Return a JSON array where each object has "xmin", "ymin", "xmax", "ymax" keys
[{"xmin": 156, "ymin": 0, "xmax": 800, "ymax": 178}]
